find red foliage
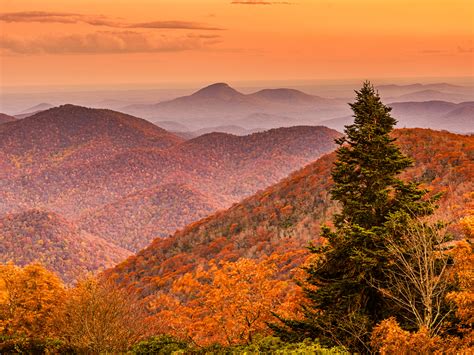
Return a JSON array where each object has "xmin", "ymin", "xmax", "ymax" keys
[
  {"xmin": 0, "ymin": 210, "xmax": 131, "ymax": 283},
  {"xmin": 106, "ymin": 129, "xmax": 474, "ymax": 303}
]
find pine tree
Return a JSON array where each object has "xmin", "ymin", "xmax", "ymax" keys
[{"xmin": 273, "ymin": 82, "xmax": 437, "ymax": 352}]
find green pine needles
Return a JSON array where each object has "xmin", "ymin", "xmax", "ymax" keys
[{"xmin": 272, "ymin": 82, "xmax": 439, "ymax": 353}]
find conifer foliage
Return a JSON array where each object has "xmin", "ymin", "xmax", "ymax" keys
[{"xmin": 273, "ymin": 82, "xmax": 436, "ymax": 351}]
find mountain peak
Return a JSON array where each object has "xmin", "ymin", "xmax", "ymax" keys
[{"xmin": 191, "ymin": 82, "xmax": 243, "ymax": 99}]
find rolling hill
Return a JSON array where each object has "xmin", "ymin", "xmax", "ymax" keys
[
  {"xmin": 78, "ymin": 184, "xmax": 221, "ymax": 251},
  {"xmin": 107, "ymin": 129, "xmax": 474, "ymax": 298},
  {"xmin": 182, "ymin": 125, "xmax": 264, "ymax": 138},
  {"xmin": 0, "ymin": 104, "xmax": 184, "ymax": 179},
  {"xmin": 0, "ymin": 209, "xmax": 131, "ymax": 283},
  {"xmin": 1, "ymin": 105, "xmax": 340, "ymax": 258}
]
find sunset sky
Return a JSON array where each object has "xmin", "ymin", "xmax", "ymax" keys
[{"xmin": 0, "ymin": 0, "xmax": 473, "ymax": 88}]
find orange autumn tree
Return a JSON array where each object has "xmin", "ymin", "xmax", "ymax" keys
[
  {"xmin": 445, "ymin": 239, "xmax": 474, "ymax": 350},
  {"xmin": 151, "ymin": 257, "xmax": 301, "ymax": 347},
  {"xmin": 60, "ymin": 277, "xmax": 152, "ymax": 353},
  {"xmin": 0, "ymin": 263, "xmax": 65, "ymax": 341}
]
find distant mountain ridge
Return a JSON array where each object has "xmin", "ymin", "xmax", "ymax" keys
[
  {"xmin": 14, "ymin": 103, "xmax": 56, "ymax": 119},
  {"xmin": 390, "ymin": 90, "xmax": 472, "ymax": 103},
  {"xmin": 320, "ymin": 100, "xmax": 474, "ymax": 133},
  {"xmin": 1, "ymin": 105, "xmax": 340, "ymax": 264},
  {"xmin": 122, "ymin": 83, "xmax": 347, "ymax": 128},
  {"xmin": 120, "ymin": 82, "xmax": 473, "ymax": 132},
  {"xmin": 19, "ymin": 103, "xmax": 55, "ymax": 114}
]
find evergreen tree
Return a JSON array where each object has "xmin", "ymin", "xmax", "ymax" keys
[{"xmin": 273, "ymin": 82, "xmax": 437, "ymax": 352}]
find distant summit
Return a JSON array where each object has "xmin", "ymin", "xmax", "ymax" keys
[
  {"xmin": 191, "ymin": 83, "xmax": 244, "ymax": 100},
  {"xmin": 121, "ymin": 82, "xmax": 344, "ymax": 126}
]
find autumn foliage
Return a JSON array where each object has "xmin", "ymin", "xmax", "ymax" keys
[
  {"xmin": 109, "ymin": 129, "xmax": 473, "ymax": 302},
  {"xmin": 0, "ymin": 210, "xmax": 131, "ymax": 283},
  {"xmin": 60, "ymin": 277, "xmax": 152, "ymax": 353},
  {"xmin": 0, "ymin": 104, "xmax": 473, "ymax": 351},
  {"xmin": 1, "ymin": 105, "xmax": 339, "ymax": 278},
  {"xmin": 369, "ymin": 240, "xmax": 473, "ymax": 354},
  {"xmin": 0, "ymin": 263, "xmax": 65, "ymax": 340},
  {"xmin": 0, "ymin": 263, "xmax": 151, "ymax": 353},
  {"xmin": 151, "ymin": 257, "xmax": 301, "ymax": 346}
]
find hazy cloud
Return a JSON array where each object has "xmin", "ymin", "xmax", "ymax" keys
[
  {"xmin": 128, "ymin": 21, "xmax": 224, "ymax": 31},
  {"xmin": 231, "ymin": 1, "xmax": 293, "ymax": 4},
  {"xmin": 0, "ymin": 11, "xmax": 224, "ymax": 30},
  {"xmin": 0, "ymin": 11, "xmax": 120, "ymax": 26},
  {"xmin": 0, "ymin": 31, "xmax": 221, "ymax": 55}
]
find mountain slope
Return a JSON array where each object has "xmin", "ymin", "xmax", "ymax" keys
[
  {"xmin": 0, "ymin": 210, "xmax": 131, "ymax": 283},
  {"xmin": 0, "ymin": 104, "xmax": 184, "ymax": 179},
  {"xmin": 78, "ymin": 184, "xmax": 222, "ymax": 251},
  {"xmin": 441, "ymin": 105, "xmax": 474, "ymax": 132},
  {"xmin": 0, "ymin": 113, "xmax": 16, "ymax": 124},
  {"xmin": 107, "ymin": 129, "xmax": 474, "ymax": 297}
]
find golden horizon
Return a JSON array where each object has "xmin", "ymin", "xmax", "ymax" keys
[{"xmin": 1, "ymin": 0, "xmax": 473, "ymax": 87}]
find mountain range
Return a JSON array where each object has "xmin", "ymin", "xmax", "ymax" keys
[
  {"xmin": 120, "ymin": 83, "xmax": 473, "ymax": 133},
  {"xmin": 0, "ymin": 104, "xmax": 340, "ymax": 279},
  {"xmin": 320, "ymin": 101, "xmax": 474, "ymax": 133},
  {"xmin": 121, "ymin": 83, "xmax": 348, "ymax": 128},
  {"xmin": 6, "ymin": 82, "xmax": 473, "ymax": 134},
  {"xmin": 1, "ymin": 83, "xmax": 473, "ymax": 282}
]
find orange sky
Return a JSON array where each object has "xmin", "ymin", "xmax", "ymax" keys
[{"xmin": 0, "ymin": 0, "xmax": 473, "ymax": 88}]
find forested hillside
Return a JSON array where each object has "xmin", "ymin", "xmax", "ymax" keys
[
  {"xmin": 0, "ymin": 105, "xmax": 340, "ymax": 276},
  {"xmin": 109, "ymin": 129, "xmax": 473, "ymax": 297},
  {"xmin": 0, "ymin": 210, "xmax": 131, "ymax": 283}
]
